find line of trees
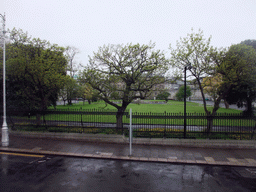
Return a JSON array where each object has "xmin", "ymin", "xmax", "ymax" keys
[{"xmin": 1, "ymin": 28, "xmax": 256, "ymax": 132}]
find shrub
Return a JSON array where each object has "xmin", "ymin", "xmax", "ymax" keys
[
  {"xmin": 175, "ymin": 85, "xmax": 191, "ymax": 101},
  {"xmin": 156, "ymin": 91, "xmax": 170, "ymax": 102}
]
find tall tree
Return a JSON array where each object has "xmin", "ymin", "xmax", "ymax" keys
[
  {"xmin": 5, "ymin": 28, "xmax": 67, "ymax": 111},
  {"xmin": 80, "ymin": 42, "xmax": 168, "ymax": 129},
  {"xmin": 220, "ymin": 44, "xmax": 256, "ymax": 115},
  {"xmin": 170, "ymin": 29, "xmax": 227, "ymax": 134}
]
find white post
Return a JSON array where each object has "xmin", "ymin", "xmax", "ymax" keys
[
  {"xmin": 1, "ymin": 13, "xmax": 8, "ymax": 147},
  {"xmin": 129, "ymin": 108, "xmax": 132, "ymax": 156}
]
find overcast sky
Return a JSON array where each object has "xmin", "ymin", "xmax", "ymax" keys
[{"xmin": 1, "ymin": 0, "xmax": 256, "ymax": 69}]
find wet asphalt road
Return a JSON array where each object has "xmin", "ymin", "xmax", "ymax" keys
[{"xmin": 1, "ymin": 154, "xmax": 256, "ymax": 192}]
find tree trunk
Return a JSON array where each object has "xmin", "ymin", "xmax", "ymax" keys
[
  {"xmin": 116, "ymin": 105, "xmax": 128, "ymax": 134},
  {"xmin": 206, "ymin": 115, "xmax": 213, "ymax": 136},
  {"xmin": 197, "ymin": 79, "xmax": 210, "ymax": 116},
  {"xmin": 224, "ymin": 99, "xmax": 229, "ymax": 109},
  {"xmin": 36, "ymin": 113, "xmax": 41, "ymax": 126},
  {"xmin": 116, "ymin": 109, "xmax": 124, "ymax": 133},
  {"xmin": 244, "ymin": 98, "xmax": 253, "ymax": 116},
  {"xmin": 36, "ymin": 97, "xmax": 47, "ymax": 126}
]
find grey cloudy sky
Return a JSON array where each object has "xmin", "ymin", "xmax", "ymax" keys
[{"xmin": 1, "ymin": 0, "xmax": 256, "ymax": 68}]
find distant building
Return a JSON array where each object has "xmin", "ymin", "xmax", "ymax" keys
[{"xmin": 164, "ymin": 79, "xmax": 211, "ymax": 101}]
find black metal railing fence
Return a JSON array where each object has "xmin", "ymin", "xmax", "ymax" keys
[{"xmin": 3, "ymin": 109, "xmax": 256, "ymax": 140}]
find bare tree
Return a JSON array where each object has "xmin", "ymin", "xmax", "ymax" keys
[{"xmin": 65, "ymin": 46, "xmax": 79, "ymax": 78}]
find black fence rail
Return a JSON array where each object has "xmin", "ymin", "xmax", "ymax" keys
[
  {"xmin": 130, "ymin": 112, "xmax": 256, "ymax": 139},
  {"xmin": 5, "ymin": 109, "xmax": 128, "ymax": 135},
  {"xmin": 4, "ymin": 109, "xmax": 256, "ymax": 140}
]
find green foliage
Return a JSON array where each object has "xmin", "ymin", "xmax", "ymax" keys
[
  {"xmin": 169, "ymin": 29, "xmax": 216, "ymax": 76},
  {"xmin": 170, "ymin": 29, "xmax": 228, "ymax": 136},
  {"xmin": 240, "ymin": 39, "xmax": 256, "ymax": 50},
  {"xmin": 76, "ymin": 81, "xmax": 99, "ymax": 104},
  {"xmin": 5, "ymin": 28, "xmax": 67, "ymax": 110},
  {"xmin": 202, "ymin": 74, "xmax": 223, "ymax": 102},
  {"xmin": 81, "ymin": 42, "xmax": 168, "ymax": 105},
  {"xmin": 169, "ymin": 29, "xmax": 223, "ymax": 115},
  {"xmin": 156, "ymin": 91, "xmax": 170, "ymax": 102},
  {"xmin": 59, "ymin": 76, "xmax": 79, "ymax": 105},
  {"xmin": 169, "ymin": 29, "xmax": 232, "ymax": 135},
  {"xmin": 175, "ymin": 85, "xmax": 191, "ymax": 101},
  {"xmin": 80, "ymin": 42, "xmax": 169, "ymax": 127},
  {"xmin": 220, "ymin": 43, "xmax": 256, "ymax": 115}
]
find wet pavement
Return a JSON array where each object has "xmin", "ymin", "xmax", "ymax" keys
[
  {"xmin": 1, "ymin": 135, "xmax": 256, "ymax": 167},
  {"xmin": 1, "ymin": 154, "xmax": 256, "ymax": 191}
]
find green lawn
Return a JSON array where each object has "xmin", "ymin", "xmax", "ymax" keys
[
  {"xmin": 42, "ymin": 100, "xmax": 248, "ymax": 126},
  {"xmin": 50, "ymin": 100, "xmax": 242, "ymax": 114}
]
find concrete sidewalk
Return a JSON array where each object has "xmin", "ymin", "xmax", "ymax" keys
[{"xmin": 1, "ymin": 133, "xmax": 256, "ymax": 168}]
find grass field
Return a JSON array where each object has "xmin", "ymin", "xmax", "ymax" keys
[
  {"xmin": 50, "ymin": 100, "xmax": 242, "ymax": 114},
  {"xmin": 43, "ymin": 100, "xmax": 249, "ymax": 126}
]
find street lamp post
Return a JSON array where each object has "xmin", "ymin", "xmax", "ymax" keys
[
  {"xmin": 184, "ymin": 66, "xmax": 187, "ymax": 138},
  {"xmin": 184, "ymin": 64, "xmax": 191, "ymax": 139},
  {"xmin": 0, "ymin": 13, "xmax": 8, "ymax": 147}
]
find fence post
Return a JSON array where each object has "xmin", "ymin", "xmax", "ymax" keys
[{"xmin": 129, "ymin": 108, "xmax": 132, "ymax": 156}]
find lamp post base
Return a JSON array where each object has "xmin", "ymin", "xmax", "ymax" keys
[{"xmin": 2, "ymin": 122, "xmax": 9, "ymax": 147}]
